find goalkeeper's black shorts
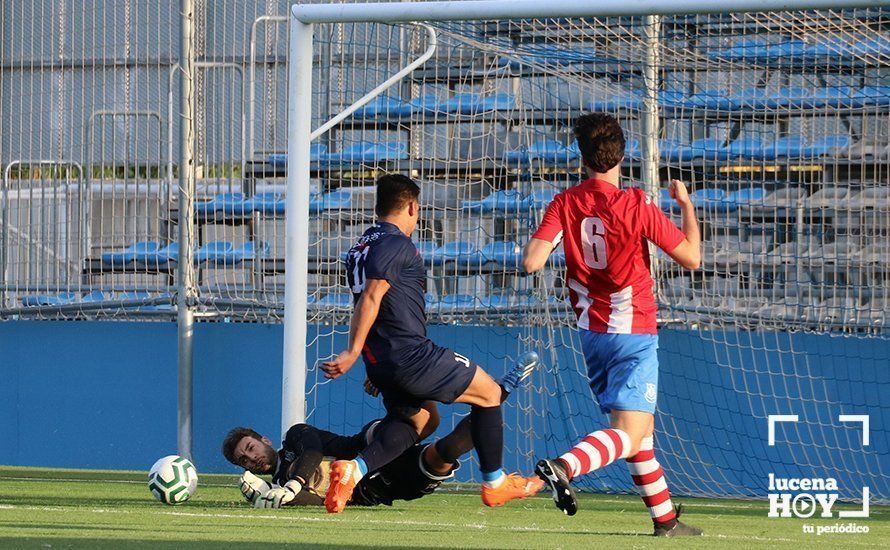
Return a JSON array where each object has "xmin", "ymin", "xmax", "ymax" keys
[{"xmin": 349, "ymin": 444, "xmax": 458, "ymax": 506}]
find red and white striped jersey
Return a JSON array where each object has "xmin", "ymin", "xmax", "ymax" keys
[{"xmin": 532, "ymin": 178, "xmax": 685, "ymax": 334}]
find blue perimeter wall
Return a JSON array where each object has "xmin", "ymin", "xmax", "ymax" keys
[{"xmin": 0, "ymin": 321, "xmax": 887, "ymax": 500}]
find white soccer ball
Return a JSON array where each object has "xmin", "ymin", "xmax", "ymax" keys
[{"xmin": 148, "ymin": 455, "xmax": 198, "ymax": 505}]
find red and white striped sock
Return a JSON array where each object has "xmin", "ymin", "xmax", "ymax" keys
[
  {"xmin": 558, "ymin": 428, "xmax": 631, "ymax": 479},
  {"xmin": 627, "ymin": 436, "xmax": 677, "ymax": 526}
]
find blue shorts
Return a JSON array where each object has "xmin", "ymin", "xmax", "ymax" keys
[
  {"xmin": 366, "ymin": 344, "xmax": 477, "ymax": 419},
  {"xmin": 580, "ymin": 330, "xmax": 659, "ymax": 415}
]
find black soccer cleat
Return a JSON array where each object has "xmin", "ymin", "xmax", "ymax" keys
[
  {"xmin": 535, "ymin": 458, "xmax": 578, "ymax": 516},
  {"xmin": 653, "ymin": 504, "xmax": 703, "ymax": 537}
]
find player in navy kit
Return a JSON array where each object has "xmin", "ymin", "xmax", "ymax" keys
[{"xmin": 320, "ymin": 174, "xmax": 540, "ymax": 513}]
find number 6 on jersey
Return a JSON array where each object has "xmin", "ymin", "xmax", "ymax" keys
[{"xmin": 581, "ymin": 217, "xmax": 607, "ymax": 269}]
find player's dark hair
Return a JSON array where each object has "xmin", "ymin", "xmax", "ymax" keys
[
  {"xmin": 574, "ymin": 113, "xmax": 626, "ymax": 173},
  {"xmin": 375, "ymin": 174, "xmax": 420, "ymax": 217},
  {"xmin": 222, "ymin": 426, "xmax": 262, "ymax": 464}
]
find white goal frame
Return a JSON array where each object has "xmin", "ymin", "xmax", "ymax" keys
[{"xmin": 283, "ymin": 0, "xmax": 880, "ymax": 436}]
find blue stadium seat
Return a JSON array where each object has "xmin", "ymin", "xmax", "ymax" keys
[
  {"xmin": 624, "ymin": 138, "xmax": 642, "ymax": 161},
  {"xmin": 194, "ymin": 193, "xmax": 247, "ymax": 218},
  {"xmin": 439, "ymin": 92, "xmax": 515, "ymax": 115},
  {"xmin": 309, "ymin": 190, "xmax": 351, "ymax": 213},
  {"xmin": 461, "ymin": 190, "xmax": 525, "ymax": 215},
  {"xmin": 82, "ymin": 291, "xmax": 108, "ymax": 303},
  {"xmin": 408, "ymin": 94, "xmax": 442, "ymax": 115},
  {"xmin": 500, "ymin": 44, "xmax": 597, "ymax": 68},
  {"xmin": 692, "ymin": 188, "xmax": 726, "ymax": 209},
  {"xmin": 659, "ymin": 188, "xmax": 673, "ymax": 212},
  {"xmin": 415, "ymin": 240, "xmax": 438, "ymax": 264},
  {"xmin": 725, "ymin": 187, "xmax": 767, "ymax": 210},
  {"xmin": 353, "ymin": 96, "xmax": 413, "ymax": 119},
  {"xmin": 194, "ymin": 241, "xmax": 236, "ymax": 265},
  {"xmin": 424, "ymin": 293, "xmax": 438, "ymax": 309},
  {"xmin": 140, "ymin": 242, "xmax": 180, "ymax": 267},
  {"xmin": 728, "ymin": 87, "xmax": 769, "ymax": 111},
  {"xmin": 721, "ymin": 137, "xmax": 764, "ymax": 160},
  {"xmin": 681, "ymin": 89, "xmax": 731, "ymax": 110},
  {"xmin": 756, "ymin": 136, "xmax": 807, "ymax": 160},
  {"xmin": 431, "ymin": 241, "xmax": 477, "ymax": 267},
  {"xmin": 321, "ymin": 142, "xmax": 408, "ymax": 164},
  {"xmin": 318, "ymin": 293, "xmax": 353, "ymax": 308},
  {"xmin": 587, "ymin": 91, "xmax": 642, "ymax": 112},
  {"xmin": 480, "ymin": 293, "xmax": 514, "ymax": 311},
  {"xmin": 21, "ymin": 292, "xmax": 77, "ymax": 306},
  {"xmin": 853, "ymin": 86, "xmax": 890, "ymax": 108},
  {"xmin": 802, "ymin": 134, "xmax": 851, "ymax": 158},
  {"xmin": 715, "ymin": 39, "xmax": 809, "ymax": 63},
  {"xmin": 657, "ymin": 90, "xmax": 687, "ymax": 112},
  {"xmin": 101, "ymin": 241, "xmax": 161, "ymax": 266},
  {"xmin": 118, "ymin": 291, "xmax": 150, "ymax": 301},
  {"xmin": 268, "ymin": 144, "xmax": 327, "ymax": 167},
  {"xmin": 812, "ymin": 87, "xmax": 857, "ymax": 109},
  {"xmin": 707, "ymin": 38, "xmax": 776, "ymax": 62},
  {"xmin": 438, "ymin": 294, "xmax": 476, "ymax": 312},
  {"xmin": 504, "ymin": 139, "xmax": 579, "ymax": 165},
  {"xmin": 241, "ymin": 192, "xmax": 285, "ymax": 215},
  {"xmin": 763, "ymin": 40, "xmax": 810, "ymax": 60},
  {"xmin": 232, "ymin": 241, "xmax": 271, "ymax": 262},
  {"xmin": 675, "ymin": 138, "xmax": 726, "ymax": 162},
  {"xmin": 764, "ymin": 87, "xmax": 814, "ymax": 110},
  {"xmin": 477, "ymin": 241, "xmax": 521, "ymax": 269},
  {"xmin": 659, "ymin": 139, "xmax": 686, "ymax": 162},
  {"xmin": 803, "ymin": 35, "xmax": 890, "ymax": 61},
  {"xmin": 526, "ymin": 189, "xmax": 559, "ymax": 212}
]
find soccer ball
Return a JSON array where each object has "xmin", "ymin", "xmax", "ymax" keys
[{"xmin": 148, "ymin": 455, "xmax": 198, "ymax": 505}]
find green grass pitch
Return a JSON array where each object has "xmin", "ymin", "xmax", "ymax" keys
[{"xmin": 0, "ymin": 466, "xmax": 886, "ymax": 548}]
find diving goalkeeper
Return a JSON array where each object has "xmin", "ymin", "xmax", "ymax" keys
[{"xmin": 222, "ymin": 353, "xmax": 543, "ymax": 508}]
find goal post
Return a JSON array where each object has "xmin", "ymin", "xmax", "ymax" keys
[{"xmin": 285, "ymin": 0, "xmax": 888, "ymax": 502}]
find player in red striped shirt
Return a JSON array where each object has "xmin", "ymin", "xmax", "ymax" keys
[{"xmin": 523, "ymin": 113, "xmax": 702, "ymax": 537}]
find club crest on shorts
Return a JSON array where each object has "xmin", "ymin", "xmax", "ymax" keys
[{"xmin": 644, "ymin": 383, "xmax": 657, "ymax": 404}]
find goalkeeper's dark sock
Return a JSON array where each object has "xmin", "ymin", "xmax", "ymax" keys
[
  {"xmin": 355, "ymin": 417, "xmax": 420, "ymax": 473},
  {"xmin": 627, "ymin": 436, "xmax": 678, "ymax": 527},
  {"xmin": 559, "ymin": 428, "xmax": 631, "ymax": 479},
  {"xmin": 470, "ymin": 404, "xmax": 504, "ymax": 484}
]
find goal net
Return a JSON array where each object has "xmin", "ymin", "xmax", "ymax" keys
[{"xmin": 296, "ymin": 6, "xmax": 889, "ymax": 503}]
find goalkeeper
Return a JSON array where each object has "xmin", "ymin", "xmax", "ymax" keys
[{"xmin": 222, "ymin": 352, "xmax": 543, "ymax": 508}]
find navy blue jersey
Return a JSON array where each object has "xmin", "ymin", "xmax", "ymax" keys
[{"xmin": 345, "ymin": 222, "xmax": 428, "ymax": 363}]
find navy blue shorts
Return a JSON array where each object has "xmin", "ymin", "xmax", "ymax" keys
[{"xmin": 366, "ymin": 345, "xmax": 477, "ymax": 418}]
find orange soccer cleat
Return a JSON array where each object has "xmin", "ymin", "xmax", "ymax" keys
[
  {"xmin": 481, "ymin": 473, "xmax": 545, "ymax": 507},
  {"xmin": 325, "ymin": 460, "xmax": 360, "ymax": 513}
]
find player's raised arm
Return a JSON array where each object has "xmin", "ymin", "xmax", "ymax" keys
[
  {"xmin": 664, "ymin": 179, "xmax": 701, "ymax": 270},
  {"xmin": 321, "ymin": 278, "xmax": 391, "ymax": 379},
  {"xmin": 523, "ymin": 194, "xmax": 564, "ymax": 273},
  {"xmin": 639, "ymin": 179, "xmax": 701, "ymax": 270}
]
